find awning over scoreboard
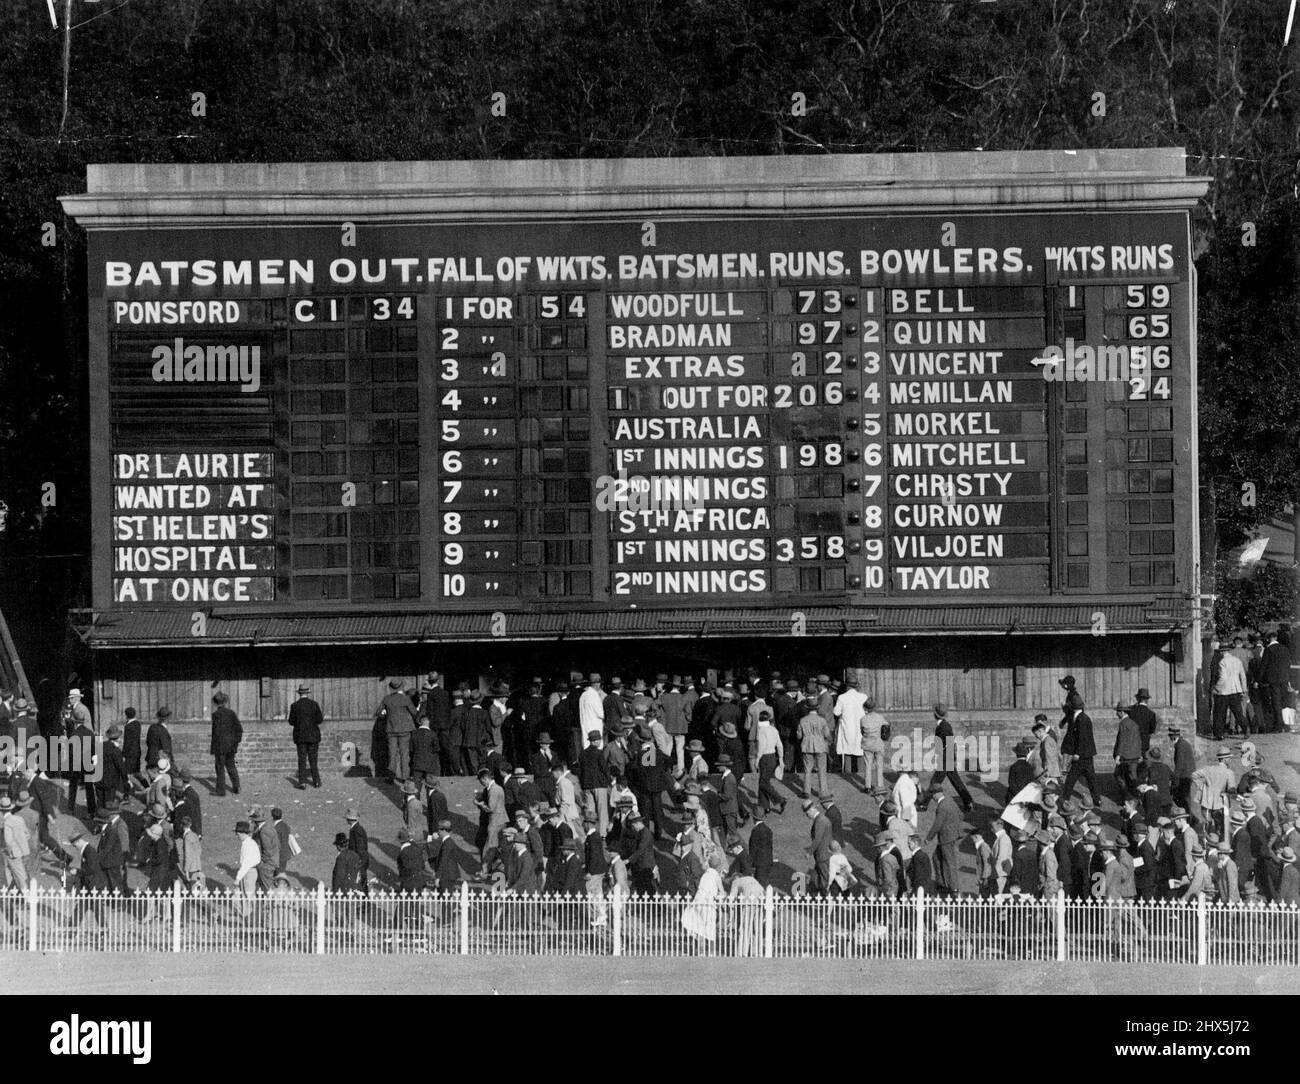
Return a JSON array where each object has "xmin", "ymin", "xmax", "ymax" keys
[{"xmin": 78, "ymin": 603, "xmax": 1186, "ymax": 648}]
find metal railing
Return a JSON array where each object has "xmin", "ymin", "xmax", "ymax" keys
[{"xmin": 2, "ymin": 884, "xmax": 1296, "ymax": 964}]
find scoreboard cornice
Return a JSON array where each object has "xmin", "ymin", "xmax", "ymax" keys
[{"xmin": 63, "ymin": 151, "xmax": 1207, "ymax": 227}]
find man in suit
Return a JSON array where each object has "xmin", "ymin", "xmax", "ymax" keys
[
  {"xmin": 1191, "ymin": 747, "xmax": 1236, "ymax": 838},
  {"xmin": 1210, "ymin": 640, "xmax": 1250, "ymax": 739},
  {"xmin": 1111, "ymin": 704, "xmax": 1143, "ymax": 801},
  {"xmin": 1010, "ymin": 830, "xmax": 1041, "ymax": 897},
  {"xmin": 802, "ymin": 797, "xmax": 832, "ymax": 896},
  {"xmin": 410, "ymin": 716, "xmax": 438, "ymax": 797},
  {"xmin": 1065, "ymin": 824, "xmax": 1091, "ymax": 899},
  {"xmin": 426, "ymin": 819, "xmax": 461, "ymax": 892},
  {"xmin": 1140, "ymin": 746, "xmax": 1174, "ymax": 822},
  {"xmin": 1261, "ymin": 629, "xmax": 1292, "ymax": 732},
  {"xmin": 552, "ymin": 837, "xmax": 586, "ymax": 896},
  {"xmin": 748, "ymin": 810, "xmax": 774, "ymax": 886},
  {"xmin": 577, "ymin": 729, "xmax": 611, "ymax": 836},
  {"xmin": 1154, "ymin": 817, "xmax": 1187, "ymax": 900},
  {"xmin": 62, "ymin": 713, "xmax": 97, "ymax": 819},
  {"xmin": 1168, "ymin": 724, "xmax": 1196, "ymax": 814},
  {"xmin": 820, "ymin": 793, "xmax": 843, "ymax": 843},
  {"xmin": 1241, "ymin": 797, "xmax": 1271, "ymax": 890},
  {"xmin": 907, "ymin": 836, "xmax": 935, "ymax": 895},
  {"xmin": 97, "ymin": 803, "xmax": 130, "ymax": 895},
  {"xmin": 345, "ymin": 808, "xmax": 370, "ymax": 895},
  {"xmin": 145, "ymin": 706, "xmax": 174, "ymax": 771},
  {"xmin": 395, "ymin": 826, "xmax": 426, "ymax": 893},
  {"xmin": 875, "ymin": 832, "xmax": 908, "ymax": 898},
  {"xmin": 331, "ymin": 832, "xmax": 364, "ymax": 893},
  {"xmin": 288, "ymin": 683, "xmax": 324, "ymax": 789},
  {"xmin": 927, "ymin": 704, "xmax": 973, "ymax": 813},
  {"xmin": 420, "ymin": 672, "xmax": 454, "ymax": 777},
  {"xmin": 1060, "ymin": 699, "xmax": 1100, "ymax": 807},
  {"xmin": 379, "ymin": 678, "xmax": 417, "ymax": 784},
  {"xmin": 460, "ymin": 689, "xmax": 491, "ymax": 777},
  {"xmin": 248, "ymin": 806, "xmax": 279, "ymax": 893},
  {"xmin": 1006, "ymin": 742, "xmax": 1034, "ymax": 804},
  {"xmin": 511, "ymin": 677, "xmax": 546, "ymax": 767},
  {"xmin": 583, "ymin": 815, "xmax": 609, "ymax": 925},
  {"xmin": 97, "ymin": 724, "xmax": 130, "ymax": 811},
  {"xmin": 210, "ymin": 692, "xmax": 243, "ymax": 797},
  {"xmin": 120, "ymin": 708, "xmax": 143, "ymax": 784},
  {"xmin": 1228, "ymin": 810, "xmax": 1255, "ymax": 896},
  {"xmin": 926, "ymin": 785, "xmax": 964, "ymax": 896},
  {"xmin": 716, "ymin": 754, "xmax": 740, "ymax": 838},
  {"xmin": 176, "ymin": 770, "xmax": 203, "ymax": 838},
  {"xmin": 1132, "ymin": 819, "xmax": 1157, "ymax": 900},
  {"xmin": 625, "ymin": 812, "xmax": 656, "ymax": 895},
  {"xmin": 1126, "ymin": 687, "xmax": 1159, "ymax": 751}
]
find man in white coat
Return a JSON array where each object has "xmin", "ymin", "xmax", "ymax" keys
[
  {"xmin": 892, "ymin": 767, "xmax": 920, "ymax": 831},
  {"xmin": 579, "ymin": 674, "xmax": 605, "ymax": 738},
  {"xmin": 833, "ymin": 675, "xmax": 867, "ymax": 785}
]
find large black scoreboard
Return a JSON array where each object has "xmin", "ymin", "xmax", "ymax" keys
[{"xmin": 79, "ymin": 155, "xmax": 1201, "ymax": 630}]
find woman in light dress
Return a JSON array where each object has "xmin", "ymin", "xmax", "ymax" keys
[{"xmin": 681, "ymin": 851, "xmax": 726, "ymax": 950}]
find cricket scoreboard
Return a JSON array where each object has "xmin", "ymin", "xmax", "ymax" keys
[{"xmin": 77, "ymin": 155, "xmax": 1201, "ymax": 631}]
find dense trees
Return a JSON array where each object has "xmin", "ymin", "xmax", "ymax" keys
[{"xmin": 0, "ymin": 0, "xmax": 1296, "ymax": 656}]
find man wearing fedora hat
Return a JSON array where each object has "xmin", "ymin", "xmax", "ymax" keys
[
  {"xmin": 210, "ymin": 692, "xmax": 243, "ymax": 797},
  {"xmin": 145, "ymin": 705, "xmax": 174, "ymax": 772},
  {"xmin": 411, "ymin": 715, "xmax": 438, "ymax": 798},
  {"xmin": 1111, "ymin": 704, "xmax": 1143, "ymax": 801},
  {"xmin": 578, "ymin": 730, "xmax": 611, "ymax": 836},
  {"xmin": 1182, "ymin": 842, "xmax": 1213, "ymax": 901},
  {"xmin": 1126, "ymin": 687, "xmax": 1158, "ymax": 751},
  {"xmin": 656, "ymin": 675, "xmax": 689, "ymax": 775},
  {"xmin": 802, "ymin": 797, "xmax": 833, "ymax": 896},
  {"xmin": 460, "ymin": 687, "xmax": 492, "ymax": 777},
  {"xmin": 1, "ymin": 793, "xmax": 31, "ymax": 890},
  {"xmin": 1209, "ymin": 840, "xmax": 1239, "ymax": 903},
  {"xmin": 379, "ymin": 678, "xmax": 418, "ymax": 785},
  {"xmin": 1191, "ymin": 746, "xmax": 1236, "ymax": 838},
  {"xmin": 331, "ymin": 831, "xmax": 364, "ymax": 894},
  {"xmin": 98, "ymin": 724, "xmax": 129, "ymax": 812},
  {"xmin": 245, "ymin": 806, "xmax": 277, "ymax": 893},
  {"xmin": 63, "ymin": 687, "xmax": 94, "ymax": 738},
  {"xmin": 343, "ymin": 808, "xmax": 370, "ymax": 894},
  {"xmin": 288, "ymin": 683, "xmax": 324, "ymax": 790},
  {"xmin": 927, "ymin": 704, "xmax": 973, "ymax": 814},
  {"xmin": 796, "ymin": 694, "xmax": 830, "ymax": 799},
  {"xmin": 487, "ymin": 680, "xmax": 510, "ymax": 758},
  {"xmin": 1277, "ymin": 846, "xmax": 1300, "ymax": 906}
]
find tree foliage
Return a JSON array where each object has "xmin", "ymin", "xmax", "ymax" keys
[{"xmin": 0, "ymin": 0, "xmax": 1296, "ymax": 642}]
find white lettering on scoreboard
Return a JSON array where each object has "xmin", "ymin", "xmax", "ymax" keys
[
  {"xmin": 101, "ymin": 213, "xmax": 1188, "ymax": 610},
  {"xmin": 111, "ymin": 452, "xmax": 275, "ymax": 604}
]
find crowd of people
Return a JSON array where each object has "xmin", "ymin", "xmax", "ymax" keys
[{"xmin": 1, "ymin": 660, "xmax": 1297, "ymax": 937}]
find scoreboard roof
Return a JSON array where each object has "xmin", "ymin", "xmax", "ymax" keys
[
  {"xmin": 67, "ymin": 150, "xmax": 1206, "ymax": 223},
  {"xmin": 63, "ymin": 151, "xmax": 1211, "ymax": 647}
]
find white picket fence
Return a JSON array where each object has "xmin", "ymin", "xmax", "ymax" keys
[{"xmin": 2, "ymin": 884, "xmax": 1297, "ymax": 965}]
